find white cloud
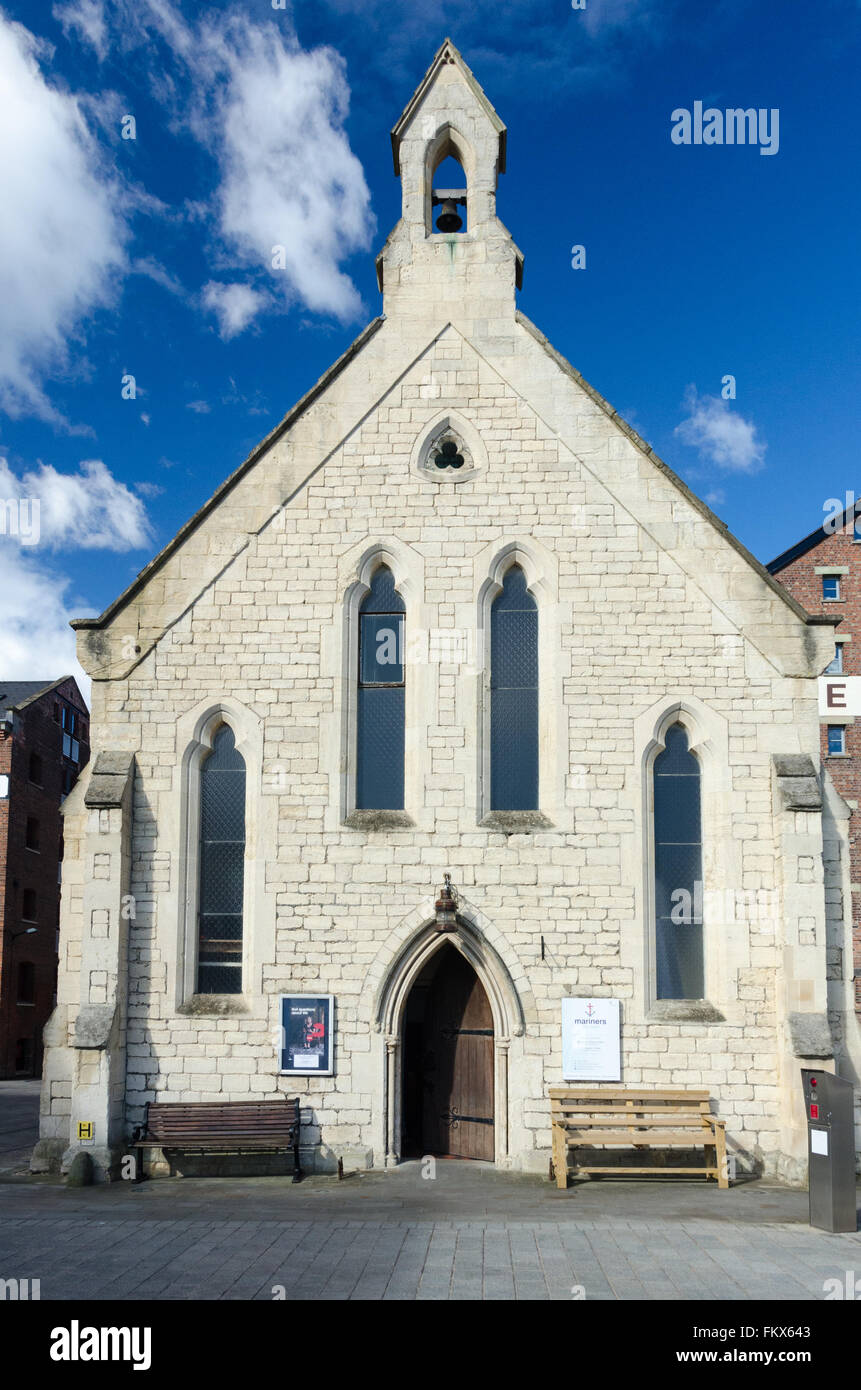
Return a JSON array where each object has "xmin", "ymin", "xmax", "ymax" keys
[
  {"xmin": 186, "ymin": 399, "xmax": 211, "ymax": 414},
  {"xmin": 213, "ymin": 25, "xmax": 373, "ymax": 321},
  {"xmin": 130, "ymin": 256, "xmax": 186, "ymax": 298},
  {"xmin": 0, "ymin": 545, "xmax": 90, "ymax": 695},
  {"xmin": 202, "ymin": 281, "xmax": 267, "ymax": 341},
  {"xmin": 0, "ymin": 15, "xmax": 129, "ymax": 420},
  {"xmin": 138, "ymin": 2, "xmax": 373, "ymax": 324},
  {"xmin": 0, "ymin": 5, "xmax": 371, "ymax": 424},
  {"xmin": 0, "ymin": 457, "xmax": 153, "ymax": 550},
  {"xmin": 674, "ymin": 388, "xmax": 766, "ymax": 473},
  {"xmin": 52, "ymin": 0, "xmax": 108, "ymax": 61},
  {"xmin": 0, "ymin": 453, "xmax": 153, "ymax": 697}
]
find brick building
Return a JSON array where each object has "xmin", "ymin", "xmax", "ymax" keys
[
  {"xmin": 768, "ymin": 504, "xmax": 861, "ymax": 1011},
  {"xmin": 34, "ymin": 40, "xmax": 861, "ymax": 1183},
  {"xmin": 0, "ymin": 678, "xmax": 89, "ymax": 1078}
]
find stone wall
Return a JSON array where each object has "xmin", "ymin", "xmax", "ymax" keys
[{"xmin": 35, "ymin": 40, "xmax": 861, "ymax": 1182}]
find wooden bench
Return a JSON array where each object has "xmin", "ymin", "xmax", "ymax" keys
[
  {"xmin": 131, "ymin": 1099, "xmax": 302, "ymax": 1182},
  {"xmin": 549, "ymin": 1088, "xmax": 728, "ymax": 1189}
]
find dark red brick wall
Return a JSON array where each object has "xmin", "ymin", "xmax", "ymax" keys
[
  {"xmin": 772, "ymin": 522, "xmax": 861, "ymax": 1009},
  {"xmin": 0, "ymin": 679, "xmax": 90, "ymax": 1077}
]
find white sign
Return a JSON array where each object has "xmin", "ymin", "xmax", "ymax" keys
[
  {"xmin": 810, "ymin": 1128, "xmax": 829, "ymax": 1156},
  {"xmin": 562, "ymin": 998, "xmax": 621, "ymax": 1081},
  {"xmin": 819, "ymin": 677, "xmax": 861, "ymax": 716}
]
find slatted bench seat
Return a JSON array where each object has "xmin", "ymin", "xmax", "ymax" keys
[
  {"xmin": 549, "ymin": 1087, "xmax": 728, "ymax": 1189},
  {"xmin": 131, "ymin": 1099, "xmax": 302, "ymax": 1182}
]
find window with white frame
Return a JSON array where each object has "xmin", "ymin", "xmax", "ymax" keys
[
  {"xmin": 827, "ymin": 724, "xmax": 847, "ymax": 756},
  {"xmin": 822, "ymin": 574, "xmax": 841, "ymax": 601}
]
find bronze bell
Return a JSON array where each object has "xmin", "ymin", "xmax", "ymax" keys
[{"xmin": 436, "ymin": 199, "xmax": 463, "ymax": 233}]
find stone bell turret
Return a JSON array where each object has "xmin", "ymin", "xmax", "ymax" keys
[{"xmin": 376, "ymin": 37, "xmax": 523, "ymax": 318}]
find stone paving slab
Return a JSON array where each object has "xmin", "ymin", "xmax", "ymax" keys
[
  {"xmin": 0, "ymin": 1159, "xmax": 858, "ymax": 1301},
  {"xmin": 0, "ymin": 1082, "xmax": 41, "ymax": 1175}
]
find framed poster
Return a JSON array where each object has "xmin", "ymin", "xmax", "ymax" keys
[
  {"xmin": 279, "ymin": 995, "xmax": 334, "ymax": 1075},
  {"xmin": 561, "ymin": 998, "xmax": 621, "ymax": 1081}
]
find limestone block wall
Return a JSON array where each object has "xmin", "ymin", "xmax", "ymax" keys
[
  {"xmin": 63, "ymin": 324, "xmax": 849, "ymax": 1179},
  {"xmin": 32, "ymin": 776, "xmax": 87, "ymax": 1169}
]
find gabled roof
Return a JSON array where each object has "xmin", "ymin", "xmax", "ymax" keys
[
  {"xmin": 0, "ymin": 677, "xmax": 79, "ymax": 714},
  {"xmin": 73, "ymin": 316, "xmax": 385, "ymax": 631},
  {"xmin": 74, "ymin": 308, "xmax": 834, "ymax": 643},
  {"xmin": 516, "ymin": 312, "xmax": 836, "ymax": 630},
  {"xmin": 390, "ymin": 36, "xmax": 507, "ymax": 176},
  {"xmin": 767, "ymin": 501, "xmax": 858, "ymax": 574}
]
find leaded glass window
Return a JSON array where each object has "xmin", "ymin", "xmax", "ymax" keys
[
  {"xmin": 490, "ymin": 565, "xmax": 538, "ymax": 810},
  {"xmin": 356, "ymin": 566, "xmax": 405, "ymax": 809},
  {"xmin": 653, "ymin": 724, "xmax": 704, "ymax": 1000},
  {"xmin": 197, "ymin": 726, "xmax": 246, "ymax": 994}
]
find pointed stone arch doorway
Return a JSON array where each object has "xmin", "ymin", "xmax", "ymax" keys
[
  {"xmin": 402, "ymin": 945, "xmax": 495, "ymax": 1160},
  {"xmin": 372, "ymin": 916, "xmax": 526, "ymax": 1167}
]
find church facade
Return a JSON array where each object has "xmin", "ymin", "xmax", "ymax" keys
[{"xmin": 33, "ymin": 40, "xmax": 861, "ymax": 1184}]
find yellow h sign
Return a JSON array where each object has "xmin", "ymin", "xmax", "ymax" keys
[{"xmin": 77, "ymin": 1122, "xmax": 94, "ymax": 1142}]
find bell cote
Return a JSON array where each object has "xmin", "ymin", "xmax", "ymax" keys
[{"xmin": 376, "ymin": 38, "xmax": 524, "ymax": 312}]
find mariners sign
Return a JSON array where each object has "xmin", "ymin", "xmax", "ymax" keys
[{"xmin": 561, "ymin": 998, "xmax": 621, "ymax": 1081}]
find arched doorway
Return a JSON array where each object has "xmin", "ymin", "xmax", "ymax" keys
[{"xmin": 401, "ymin": 945, "xmax": 494, "ymax": 1160}]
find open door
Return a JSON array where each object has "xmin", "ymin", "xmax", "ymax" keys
[{"xmin": 403, "ymin": 945, "xmax": 494, "ymax": 1160}]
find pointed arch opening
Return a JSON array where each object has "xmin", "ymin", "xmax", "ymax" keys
[
  {"xmin": 489, "ymin": 564, "xmax": 538, "ymax": 811},
  {"xmin": 373, "ymin": 913, "xmax": 525, "ymax": 1167},
  {"xmin": 475, "ymin": 541, "xmax": 560, "ymax": 827},
  {"xmin": 402, "ymin": 944, "xmax": 494, "ymax": 1159},
  {"xmin": 652, "ymin": 722, "xmax": 703, "ymax": 1000},
  {"xmin": 636, "ymin": 697, "xmax": 731, "ymax": 1018},
  {"xmin": 196, "ymin": 725, "xmax": 246, "ymax": 995},
  {"xmin": 356, "ymin": 564, "xmax": 406, "ymax": 810},
  {"xmin": 173, "ymin": 697, "xmax": 267, "ymax": 1011},
  {"xmin": 412, "ymin": 411, "xmax": 484, "ymax": 483},
  {"xmin": 336, "ymin": 541, "xmax": 426, "ymax": 828},
  {"xmin": 424, "ymin": 125, "xmax": 473, "ymax": 235}
]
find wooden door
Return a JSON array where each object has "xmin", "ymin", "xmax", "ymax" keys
[{"xmin": 420, "ymin": 948, "xmax": 495, "ymax": 1160}]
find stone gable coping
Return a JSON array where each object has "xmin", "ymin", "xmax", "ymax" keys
[
  {"xmin": 72, "ymin": 317, "xmax": 385, "ymax": 635},
  {"xmin": 515, "ymin": 309, "xmax": 837, "ymax": 634},
  {"xmin": 390, "ymin": 36, "xmax": 506, "ymax": 176}
]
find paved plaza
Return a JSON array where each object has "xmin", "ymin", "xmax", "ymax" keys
[{"xmin": 1, "ymin": 1083, "xmax": 859, "ymax": 1302}]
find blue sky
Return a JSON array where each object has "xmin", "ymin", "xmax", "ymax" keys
[{"xmin": 1, "ymin": 0, "xmax": 860, "ymax": 691}]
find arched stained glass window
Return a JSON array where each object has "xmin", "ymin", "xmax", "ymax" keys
[
  {"xmin": 653, "ymin": 723, "xmax": 704, "ymax": 1000},
  {"xmin": 197, "ymin": 726, "xmax": 246, "ymax": 995},
  {"xmin": 490, "ymin": 565, "xmax": 538, "ymax": 810},
  {"xmin": 356, "ymin": 566, "xmax": 405, "ymax": 810}
]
